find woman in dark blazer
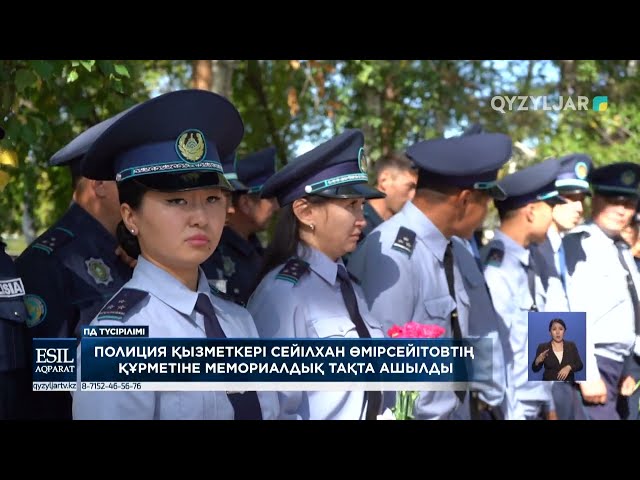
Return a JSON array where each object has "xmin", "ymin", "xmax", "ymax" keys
[{"xmin": 532, "ymin": 318, "xmax": 583, "ymax": 382}]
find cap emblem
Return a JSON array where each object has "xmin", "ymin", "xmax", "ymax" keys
[{"xmin": 176, "ymin": 129, "xmax": 206, "ymax": 163}]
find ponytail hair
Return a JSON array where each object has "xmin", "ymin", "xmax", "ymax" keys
[{"xmin": 256, "ymin": 195, "xmax": 330, "ymax": 285}]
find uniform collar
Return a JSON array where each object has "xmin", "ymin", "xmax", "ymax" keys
[
  {"xmin": 547, "ymin": 229, "xmax": 563, "ymax": 253},
  {"xmin": 131, "ymin": 255, "xmax": 211, "ymax": 315},
  {"xmin": 66, "ymin": 203, "xmax": 118, "ymax": 248},
  {"xmin": 494, "ymin": 229, "xmax": 531, "ymax": 266},
  {"xmin": 297, "ymin": 244, "xmax": 341, "ymax": 286},
  {"xmin": 400, "ymin": 201, "xmax": 449, "ymax": 262},
  {"xmin": 363, "ymin": 202, "xmax": 384, "ymax": 230}
]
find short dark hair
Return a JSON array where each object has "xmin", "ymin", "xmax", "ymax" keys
[
  {"xmin": 372, "ymin": 152, "xmax": 416, "ymax": 184},
  {"xmin": 549, "ymin": 318, "xmax": 567, "ymax": 331}
]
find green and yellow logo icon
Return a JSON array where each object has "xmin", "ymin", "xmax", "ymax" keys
[{"xmin": 592, "ymin": 96, "xmax": 608, "ymax": 112}]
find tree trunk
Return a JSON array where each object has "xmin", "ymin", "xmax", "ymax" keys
[
  {"xmin": 191, "ymin": 60, "xmax": 212, "ymax": 91},
  {"xmin": 212, "ymin": 60, "xmax": 236, "ymax": 98}
]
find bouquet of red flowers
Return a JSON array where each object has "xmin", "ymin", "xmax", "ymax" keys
[{"xmin": 387, "ymin": 321, "xmax": 446, "ymax": 420}]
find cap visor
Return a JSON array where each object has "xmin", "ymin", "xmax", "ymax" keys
[
  {"xmin": 133, "ymin": 172, "xmax": 232, "ymax": 192},
  {"xmin": 315, "ymin": 183, "xmax": 385, "ymax": 200},
  {"xmin": 228, "ymin": 178, "xmax": 249, "ymax": 192}
]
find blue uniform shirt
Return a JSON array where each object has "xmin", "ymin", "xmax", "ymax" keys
[
  {"xmin": 481, "ymin": 230, "xmax": 554, "ymax": 420},
  {"xmin": 247, "ymin": 245, "xmax": 385, "ymax": 420},
  {"xmin": 563, "ymin": 222, "xmax": 640, "ymax": 371},
  {"xmin": 347, "ymin": 201, "xmax": 471, "ymax": 419},
  {"xmin": 0, "ymin": 243, "xmax": 29, "ymax": 419},
  {"xmin": 72, "ymin": 256, "xmax": 279, "ymax": 420},
  {"xmin": 201, "ymin": 226, "xmax": 264, "ymax": 305},
  {"xmin": 15, "ymin": 203, "xmax": 133, "ymax": 419}
]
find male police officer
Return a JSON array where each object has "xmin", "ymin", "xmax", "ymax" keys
[
  {"xmin": 348, "ymin": 132, "xmax": 512, "ymax": 419},
  {"xmin": 481, "ymin": 158, "xmax": 566, "ymax": 420},
  {"xmin": 360, "ymin": 152, "xmax": 418, "ymax": 241},
  {"xmin": 528, "ymin": 153, "xmax": 592, "ymax": 420},
  {"xmin": 563, "ymin": 162, "xmax": 640, "ymax": 420},
  {"xmin": 0, "ymin": 125, "xmax": 30, "ymax": 419},
  {"xmin": 15, "ymin": 114, "xmax": 134, "ymax": 419},
  {"xmin": 201, "ymin": 147, "xmax": 278, "ymax": 304}
]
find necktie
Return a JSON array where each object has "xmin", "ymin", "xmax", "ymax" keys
[
  {"xmin": 557, "ymin": 242, "xmax": 567, "ymax": 291},
  {"xmin": 336, "ymin": 265, "xmax": 382, "ymax": 420},
  {"xmin": 443, "ymin": 242, "xmax": 467, "ymax": 402},
  {"xmin": 525, "ymin": 255, "xmax": 538, "ymax": 312},
  {"xmin": 195, "ymin": 293, "xmax": 263, "ymax": 420},
  {"xmin": 614, "ymin": 240, "xmax": 640, "ymax": 336}
]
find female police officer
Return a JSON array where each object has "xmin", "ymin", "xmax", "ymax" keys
[
  {"xmin": 71, "ymin": 89, "xmax": 278, "ymax": 420},
  {"xmin": 248, "ymin": 128, "xmax": 386, "ymax": 420}
]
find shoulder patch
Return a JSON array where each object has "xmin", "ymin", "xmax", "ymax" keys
[
  {"xmin": 276, "ymin": 258, "xmax": 310, "ymax": 285},
  {"xmin": 96, "ymin": 288, "xmax": 148, "ymax": 322},
  {"xmin": 30, "ymin": 226, "xmax": 75, "ymax": 255},
  {"xmin": 24, "ymin": 294, "xmax": 47, "ymax": 328},
  {"xmin": 391, "ymin": 227, "xmax": 416, "ymax": 257},
  {"xmin": 482, "ymin": 245, "xmax": 504, "ymax": 267}
]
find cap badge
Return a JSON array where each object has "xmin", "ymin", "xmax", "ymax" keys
[
  {"xmin": 358, "ymin": 147, "xmax": 369, "ymax": 174},
  {"xmin": 621, "ymin": 170, "xmax": 636, "ymax": 186},
  {"xmin": 574, "ymin": 161, "xmax": 588, "ymax": 180},
  {"xmin": 176, "ymin": 129, "xmax": 206, "ymax": 163}
]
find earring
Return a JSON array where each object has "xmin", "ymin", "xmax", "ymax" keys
[
  {"xmin": 309, "ymin": 223, "xmax": 315, "ymax": 232},
  {"xmin": 130, "ymin": 228, "xmax": 136, "ymax": 235}
]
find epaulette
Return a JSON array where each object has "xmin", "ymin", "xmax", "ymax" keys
[
  {"xmin": 210, "ymin": 284, "xmax": 245, "ymax": 307},
  {"xmin": 275, "ymin": 258, "xmax": 310, "ymax": 285},
  {"xmin": 391, "ymin": 227, "xmax": 416, "ymax": 257},
  {"xmin": 482, "ymin": 242, "xmax": 504, "ymax": 268},
  {"xmin": 96, "ymin": 288, "xmax": 148, "ymax": 322},
  {"xmin": 30, "ymin": 226, "xmax": 75, "ymax": 255}
]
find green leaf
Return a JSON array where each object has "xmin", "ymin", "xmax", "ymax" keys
[
  {"xmin": 79, "ymin": 60, "xmax": 95, "ymax": 72},
  {"xmin": 31, "ymin": 61, "xmax": 55, "ymax": 81},
  {"xmin": 97, "ymin": 61, "xmax": 114, "ymax": 75},
  {"xmin": 71, "ymin": 61, "xmax": 80, "ymax": 67},
  {"xmin": 114, "ymin": 64, "xmax": 130, "ymax": 78},
  {"xmin": 15, "ymin": 69, "xmax": 38, "ymax": 92},
  {"xmin": 67, "ymin": 69, "xmax": 79, "ymax": 83}
]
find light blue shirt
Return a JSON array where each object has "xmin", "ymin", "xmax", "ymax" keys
[
  {"xmin": 72, "ymin": 256, "xmax": 279, "ymax": 420},
  {"xmin": 347, "ymin": 201, "xmax": 470, "ymax": 420},
  {"xmin": 563, "ymin": 222, "xmax": 639, "ymax": 371},
  {"xmin": 247, "ymin": 244, "xmax": 385, "ymax": 420},
  {"xmin": 481, "ymin": 230, "xmax": 553, "ymax": 420}
]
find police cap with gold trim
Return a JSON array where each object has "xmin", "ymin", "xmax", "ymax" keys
[{"xmin": 82, "ymin": 89, "xmax": 243, "ymax": 192}]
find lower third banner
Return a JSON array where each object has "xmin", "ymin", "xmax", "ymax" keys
[{"xmin": 69, "ymin": 336, "xmax": 494, "ymax": 392}]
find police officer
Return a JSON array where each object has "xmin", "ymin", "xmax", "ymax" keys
[
  {"xmin": 360, "ymin": 152, "xmax": 418, "ymax": 240},
  {"xmin": 563, "ymin": 162, "xmax": 640, "ymax": 420},
  {"xmin": 15, "ymin": 112, "xmax": 135, "ymax": 419},
  {"xmin": 0, "ymin": 125, "xmax": 30, "ymax": 419},
  {"xmin": 481, "ymin": 158, "xmax": 565, "ymax": 420},
  {"xmin": 248, "ymin": 129, "xmax": 386, "ymax": 420},
  {"xmin": 72, "ymin": 89, "xmax": 279, "ymax": 420},
  {"xmin": 201, "ymin": 147, "xmax": 278, "ymax": 304},
  {"xmin": 529, "ymin": 153, "xmax": 592, "ymax": 420},
  {"xmin": 348, "ymin": 132, "xmax": 512, "ymax": 419},
  {"xmin": 529, "ymin": 154, "xmax": 592, "ymax": 293}
]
